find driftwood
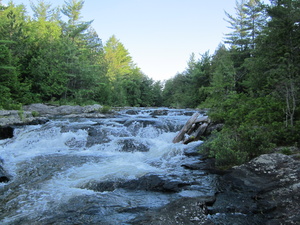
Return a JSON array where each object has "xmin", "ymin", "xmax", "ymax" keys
[{"xmin": 172, "ymin": 113, "xmax": 210, "ymax": 144}]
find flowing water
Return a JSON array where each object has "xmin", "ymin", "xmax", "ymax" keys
[{"xmin": 0, "ymin": 108, "xmax": 216, "ymax": 224}]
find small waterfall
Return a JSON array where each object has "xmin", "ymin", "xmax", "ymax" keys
[{"xmin": 0, "ymin": 108, "xmax": 215, "ymax": 225}]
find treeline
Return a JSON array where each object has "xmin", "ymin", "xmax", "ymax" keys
[
  {"xmin": 0, "ymin": 0, "xmax": 162, "ymax": 109},
  {"xmin": 163, "ymin": 0, "xmax": 300, "ymax": 168}
]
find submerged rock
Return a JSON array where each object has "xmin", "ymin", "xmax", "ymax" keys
[
  {"xmin": 117, "ymin": 138, "xmax": 150, "ymax": 152},
  {"xmin": 0, "ymin": 164, "xmax": 10, "ymax": 183}
]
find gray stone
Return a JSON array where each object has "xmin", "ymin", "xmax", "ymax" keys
[
  {"xmin": 211, "ymin": 153, "xmax": 300, "ymax": 224},
  {"xmin": 130, "ymin": 198, "xmax": 214, "ymax": 225}
]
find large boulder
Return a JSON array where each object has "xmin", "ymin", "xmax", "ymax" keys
[{"xmin": 211, "ymin": 153, "xmax": 300, "ymax": 224}]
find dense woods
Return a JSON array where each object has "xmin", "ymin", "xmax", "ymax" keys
[
  {"xmin": 0, "ymin": 0, "xmax": 162, "ymax": 108},
  {"xmin": 1, "ymin": 0, "xmax": 299, "ymax": 167},
  {"xmin": 162, "ymin": 0, "xmax": 300, "ymax": 167}
]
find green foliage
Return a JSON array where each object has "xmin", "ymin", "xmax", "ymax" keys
[
  {"xmin": 31, "ymin": 111, "xmax": 39, "ymax": 117},
  {"xmin": 201, "ymin": 124, "xmax": 275, "ymax": 169},
  {"xmin": 100, "ymin": 105, "xmax": 111, "ymax": 114},
  {"xmin": 194, "ymin": 0, "xmax": 300, "ymax": 168},
  {"xmin": 162, "ymin": 52, "xmax": 212, "ymax": 108},
  {"xmin": 280, "ymin": 147, "xmax": 292, "ymax": 155},
  {"xmin": 0, "ymin": 0, "xmax": 164, "ymax": 108}
]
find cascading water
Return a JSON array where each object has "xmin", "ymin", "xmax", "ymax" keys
[{"xmin": 0, "ymin": 108, "xmax": 216, "ymax": 225}]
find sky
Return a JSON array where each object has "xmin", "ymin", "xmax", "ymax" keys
[{"xmin": 3, "ymin": 0, "xmax": 241, "ymax": 81}]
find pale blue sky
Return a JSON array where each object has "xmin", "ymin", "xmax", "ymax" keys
[{"xmin": 3, "ymin": 0, "xmax": 244, "ymax": 80}]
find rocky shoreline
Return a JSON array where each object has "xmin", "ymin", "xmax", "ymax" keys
[
  {"xmin": 0, "ymin": 104, "xmax": 108, "ymax": 139},
  {"xmin": 129, "ymin": 153, "xmax": 300, "ymax": 225}
]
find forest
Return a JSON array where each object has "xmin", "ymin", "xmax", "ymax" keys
[
  {"xmin": 0, "ymin": 0, "xmax": 163, "ymax": 108},
  {"xmin": 0, "ymin": 0, "xmax": 299, "ymax": 167}
]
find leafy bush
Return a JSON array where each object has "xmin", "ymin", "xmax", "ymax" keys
[
  {"xmin": 100, "ymin": 105, "xmax": 111, "ymax": 114},
  {"xmin": 200, "ymin": 125, "xmax": 275, "ymax": 169}
]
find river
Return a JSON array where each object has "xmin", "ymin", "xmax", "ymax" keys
[{"xmin": 0, "ymin": 108, "xmax": 221, "ymax": 224}]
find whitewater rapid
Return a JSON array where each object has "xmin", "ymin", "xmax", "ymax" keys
[{"xmin": 0, "ymin": 108, "xmax": 214, "ymax": 224}]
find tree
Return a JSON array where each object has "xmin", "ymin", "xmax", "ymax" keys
[
  {"xmin": 225, "ymin": 0, "xmax": 249, "ymax": 51},
  {"xmin": 103, "ymin": 35, "xmax": 143, "ymax": 106},
  {"xmin": 104, "ymin": 35, "xmax": 134, "ymax": 81},
  {"xmin": 263, "ymin": 0, "xmax": 300, "ymax": 127},
  {"xmin": 60, "ymin": 0, "xmax": 92, "ymax": 41},
  {"xmin": 30, "ymin": 0, "xmax": 60, "ymax": 21},
  {"xmin": 0, "ymin": 3, "xmax": 31, "ymax": 107},
  {"xmin": 210, "ymin": 45, "xmax": 236, "ymax": 98}
]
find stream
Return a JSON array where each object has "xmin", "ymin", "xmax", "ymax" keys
[{"xmin": 0, "ymin": 108, "xmax": 220, "ymax": 224}]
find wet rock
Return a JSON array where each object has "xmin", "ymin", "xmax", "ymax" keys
[
  {"xmin": 125, "ymin": 109, "xmax": 139, "ymax": 115},
  {"xmin": 0, "ymin": 126, "xmax": 14, "ymax": 139},
  {"xmin": 130, "ymin": 197, "xmax": 214, "ymax": 225},
  {"xmin": 82, "ymin": 174, "xmax": 190, "ymax": 193},
  {"xmin": 150, "ymin": 109, "xmax": 168, "ymax": 116},
  {"xmin": 86, "ymin": 127, "xmax": 112, "ymax": 147},
  {"xmin": 121, "ymin": 174, "xmax": 189, "ymax": 192},
  {"xmin": 117, "ymin": 138, "xmax": 150, "ymax": 152},
  {"xmin": 82, "ymin": 180, "xmax": 119, "ymax": 192},
  {"xmin": 124, "ymin": 118, "xmax": 163, "ymax": 128},
  {"xmin": 0, "ymin": 164, "xmax": 10, "ymax": 183}
]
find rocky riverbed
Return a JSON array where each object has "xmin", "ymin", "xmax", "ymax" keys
[{"xmin": 0, "ymin": 105, "xmax": 299, "ymax": 224}]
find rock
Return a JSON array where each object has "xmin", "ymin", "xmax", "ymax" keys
[
  {"xmin": 85, "ymin": 126, "xmax": 112, "ymax": 147},
  {"xmin": 0, "ymin": 110, "xmax": 48, "ymax": 128},
  {"xmin": 0, "ymin": 104, "xmax": 106, "ymax": 129},
  {"xmin": 210, "ymin": 153, "xmax": 300, "ymax": 224},
  {"xmin": 56, "ymin": 105, "xmax": 83, "ymax": 115},
  {"xmin": 0, "ymin": 163, "xmax": 10, "ymax": 183},
  {"xmin": 22, "ymin": 103, "xmax": 103, "ymax": 116},
  {"xmin": 81, "ymin": 174, "xmax": 190, "ymax": 193},
  {"xmin": 0, "ymin": 126, "xmax": 14, "ymax": 139},
  {"xmin": 117, "ymin": 138, "xmax": 150, "ymax": 152},
  {"xmin": 130, "ymin": 197, "xmax": 214, "ymax": 225},
  {"xmin": 23, "ymin": 103, "xmax": 83, "ymax": 115},
  {"xmin": 150, "ymin": 109, "xmax": 168, "ymax": 116},
  {"xmin": 82, "ymin": 104, "xmax": 102, "ymax": 113},
  {"xmin": 22, "ymin": 103, "xmax": 56, "ymax": 115},
  {"xmin": 120, "ymin": 174, "xmax": 189, "ymax": 192},
  {"xmin": 125, "ymin": 109, "xmax": 139, "ymax": 115}
]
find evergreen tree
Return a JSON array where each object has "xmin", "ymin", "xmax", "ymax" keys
[
  {"xmin": 0, "ymin": 2, "xmax": 31, "ymax": 107},
  {"xmin": 31, "ymin": 0, "xmax": 60, "ymax": 21}
]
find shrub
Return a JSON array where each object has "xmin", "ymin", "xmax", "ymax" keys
[{"xmin": 200, "ymin": 125, "xmax": 274, "ymax": 169}]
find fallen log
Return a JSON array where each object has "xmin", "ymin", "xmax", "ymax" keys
[
  {"xmin": 173, "ymin": 113, "xmax": 211, "ymax": 144},
  {"xmin": 172, "ymin": 112, "xmax": 200, "ymax": 143}
]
